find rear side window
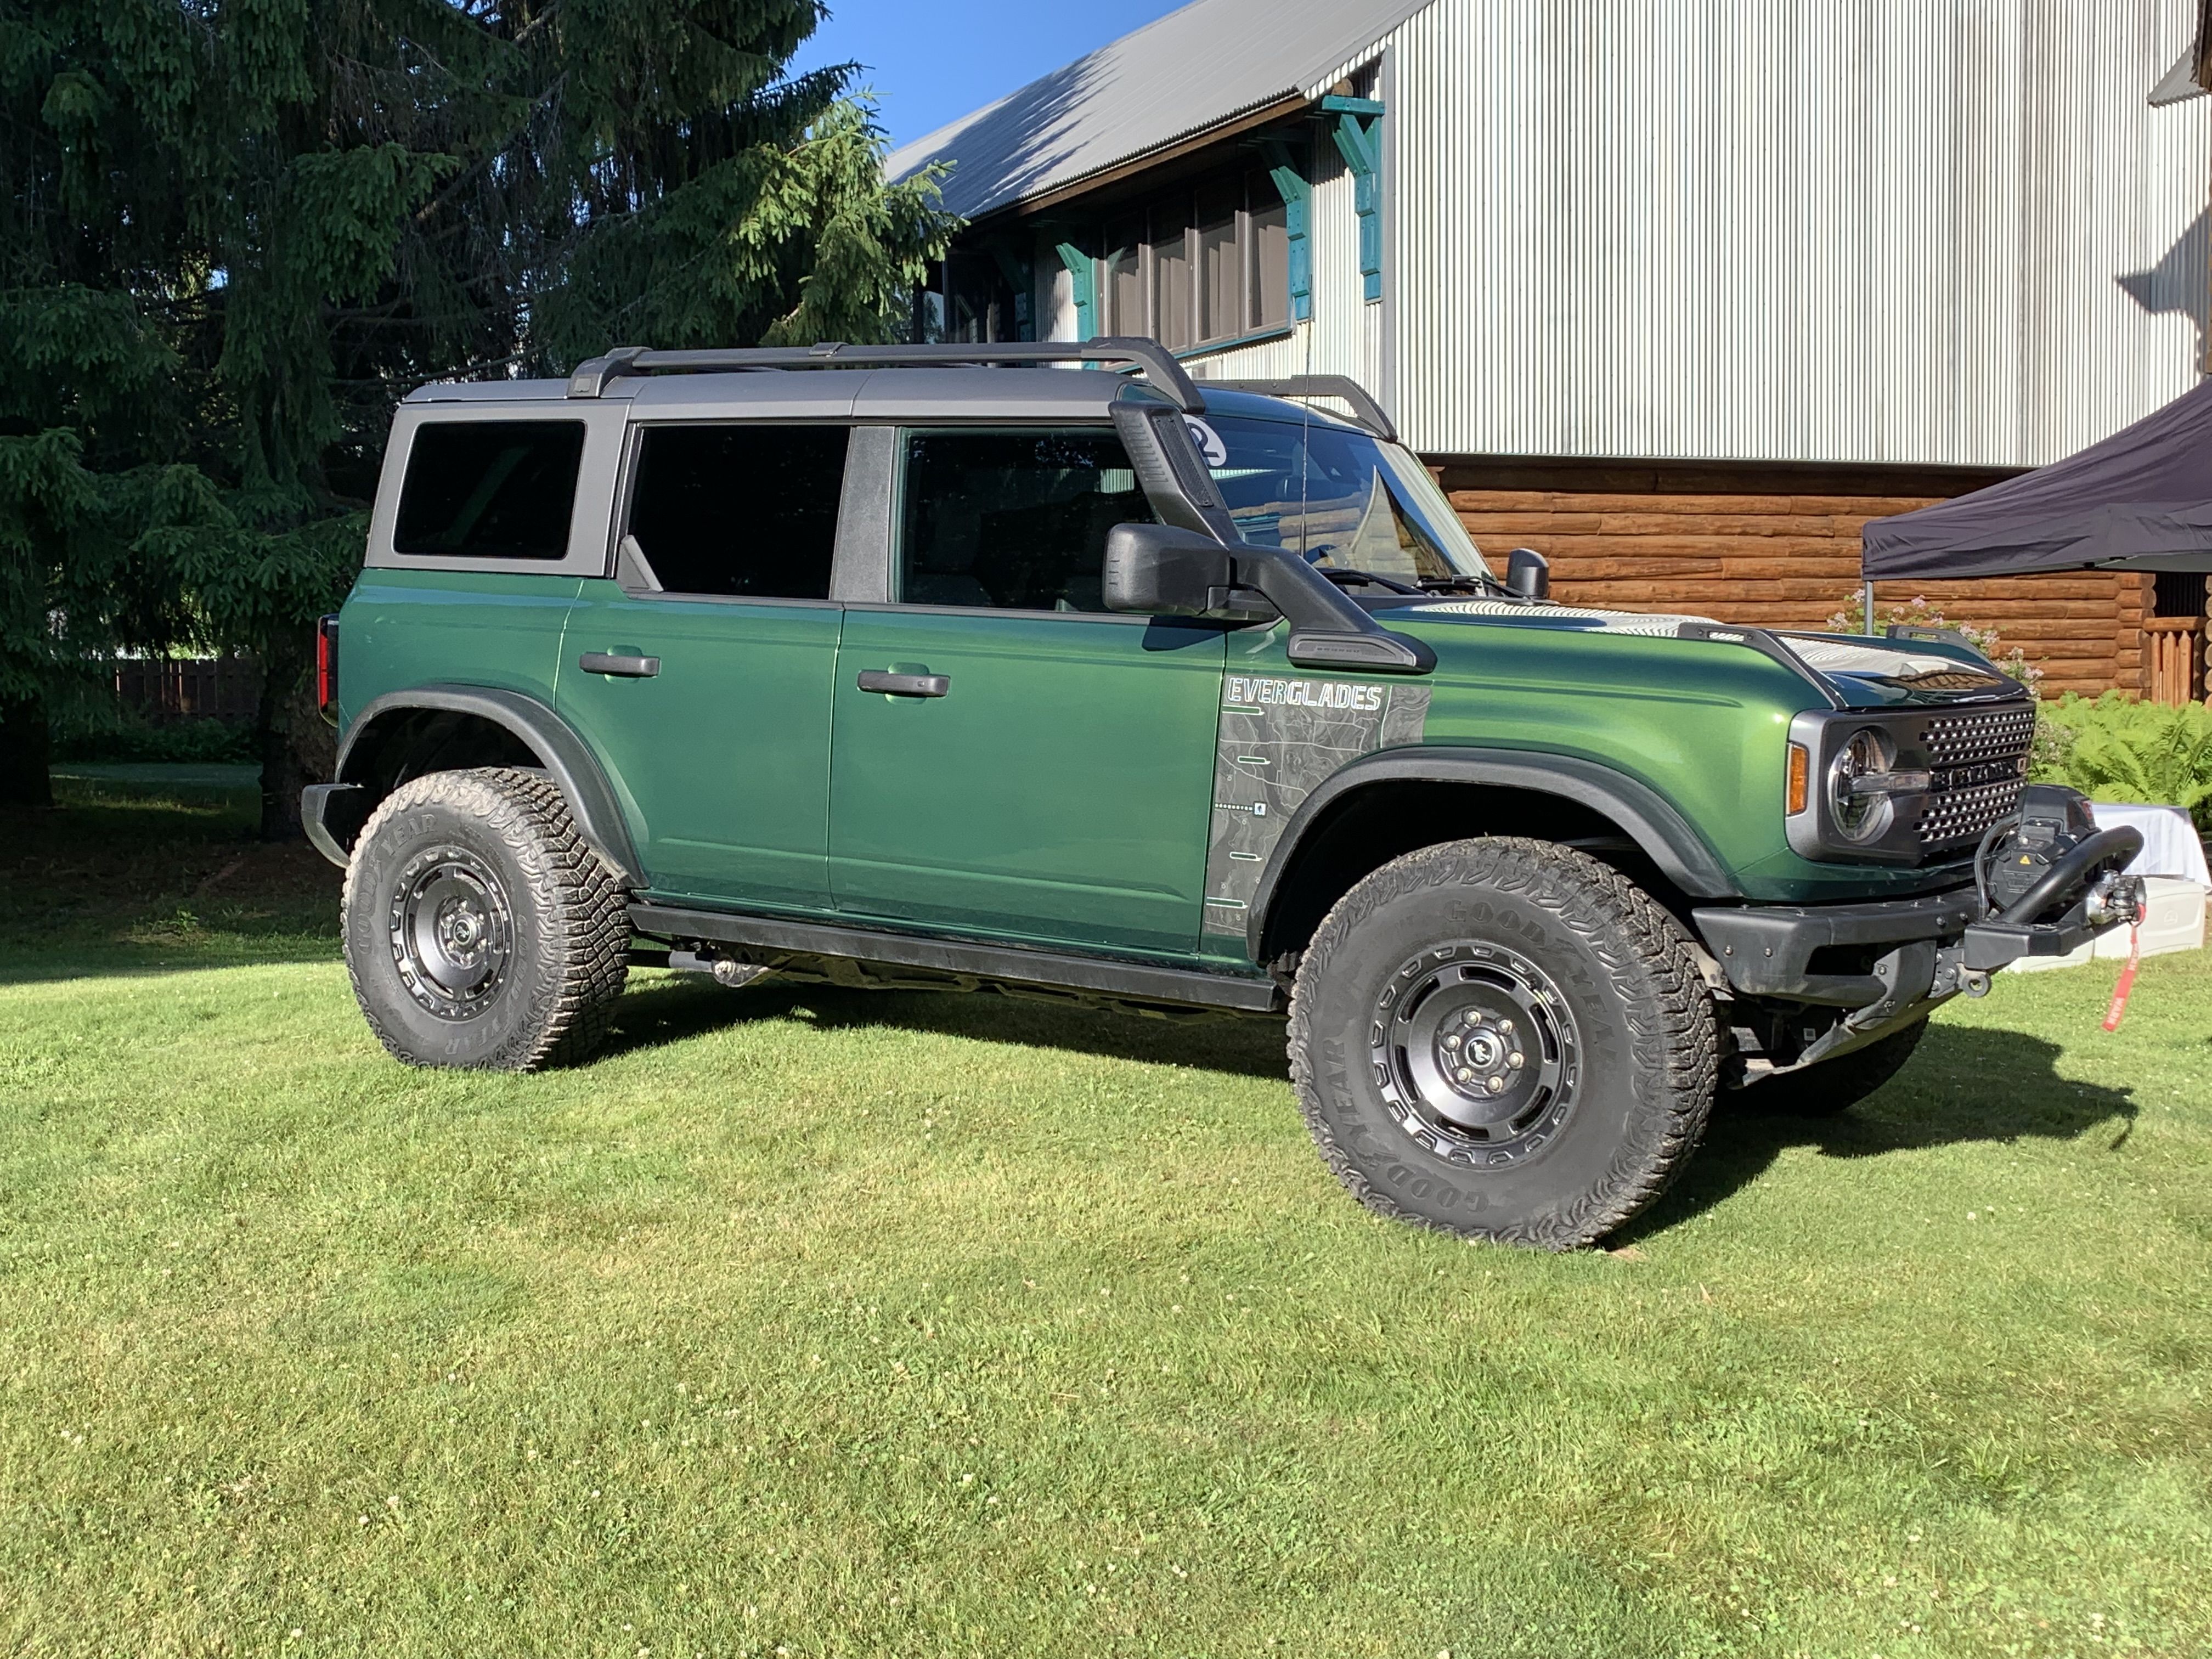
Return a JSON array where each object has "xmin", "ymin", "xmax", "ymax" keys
[
  {"xmin": 625, "ymin": 425, "xmax": 848, "ymax": 600},
  {"xmin": 393, "ymin": 421, "xmax": 585, "ymax": 560},
  {"xmin": 898, "ymin": 430, "xmax": 1155, "ymax": 612}
]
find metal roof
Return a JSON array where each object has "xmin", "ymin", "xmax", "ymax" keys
[{"xmin": 883, "ymin": 0, "xmax": 1433, "ymax": 220}]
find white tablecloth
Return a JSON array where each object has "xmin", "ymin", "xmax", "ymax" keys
[{"xmin": 2090, "ymin": 803, "xmax": 2212, "ymax": 884}]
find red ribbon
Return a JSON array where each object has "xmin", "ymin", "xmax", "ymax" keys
[{"xmin": 2102, "ymin": 924, "xmax": 2142, "ymax": 1033}]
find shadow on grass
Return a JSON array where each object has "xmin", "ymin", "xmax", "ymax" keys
[
  {"xmin": 605, "ymin": 980, "xmax": 2141, "ymax": 1235},
  {"xmin": 599, "ymin": 970, "xmax": 1292, "ymax": 1080},
  {"xmin": 1620, "ymin": 1023, "xmax": 2137, "ymax": 1242},
  {"xmin": 0, "ymin": 793, "xmax": 341, "ymax": 984}
]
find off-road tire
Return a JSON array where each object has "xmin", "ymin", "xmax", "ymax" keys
[
  {"xmin": 1286, "ymin": 837, "xmax": 1719, "ymax": 1250},
  {"xmin": 342, "ymin": 767, "xmax": 629, "ymax": 1071},
  {"xmin": 1753, "ymin": 1018, "xmax": 1927, "ymax": 1117}
]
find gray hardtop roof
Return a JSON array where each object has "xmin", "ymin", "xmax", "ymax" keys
[
  {"xmin": 404, "ymin": 367, "xmax": 1161, "ymax": 420},
  {"xmin": 400, "ymin": 368, "xmax": 1370, "ymax": 433}
]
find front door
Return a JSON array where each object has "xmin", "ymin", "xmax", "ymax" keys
[
  {"xmin": 556, "ymin": 421, "xmax": 848, "ymax": 911},
  {"xmin": 828, "ymin": 427, "xmax": 1226, "ymax": 956}
]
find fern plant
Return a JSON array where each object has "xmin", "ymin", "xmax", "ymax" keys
[{"xmin": 2032, "ymin": 693, "xmax": 2212, "ymax": 826}]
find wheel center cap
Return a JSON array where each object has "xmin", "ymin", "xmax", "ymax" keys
[
  {"xmin": 1434, "ymin": 1009, "xmax": 1527, "ymax": 1103},
  {"xmin": 443, "ymin": 904, "xmax": 483, "ymax": 952}
]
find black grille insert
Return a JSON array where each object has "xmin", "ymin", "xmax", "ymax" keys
[{"xmin": 1911, "ymin": 704, "xmax": 2034, "ymax": 850}]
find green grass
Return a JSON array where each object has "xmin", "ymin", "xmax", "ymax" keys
[{"xmin": 2, "ymin": 781, "xmax": 2208, "ymax": 1657}]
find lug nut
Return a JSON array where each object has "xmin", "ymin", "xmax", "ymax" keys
[
  {"xmin": 1508, "ymin": 1052, "xmax": 1524, "ymax": 1069},
  {"xmin": 1443, "ymin": 1033, "xmax": 1460, "ymax": 1049},
  {"xmin": 1455, "ymin": 1067, "xmax": 1474, "ymax": 1083},
  {"xmin": 1487, "ymin": 1075, "xmax": 1505, "ymax": 1093}
]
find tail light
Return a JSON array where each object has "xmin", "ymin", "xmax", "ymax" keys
[{"xmin": 316, "ymin": 614, "xmax": 341, "ymax": 725}]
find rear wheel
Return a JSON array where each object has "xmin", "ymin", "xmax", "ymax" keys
[
  {"xmin": 342, "ymin": 768, "xmax": 630, "ymax": 1071},
  {"xmin": 1753, "ymin": 1018, "xmax": 1927, "ymax": 1116},
  {"xmin": 1287, "ymin": 838, "xmax": 1719, "ymax": 1250}
]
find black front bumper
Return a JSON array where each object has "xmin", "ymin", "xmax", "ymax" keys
[
  {"xmin": 1694, "ymin": 886, "xmax": 2113, "ymax": 1006},
  {"xmin": 1692, "ymin": 887, "xmax": 2114, "ymax": 1072},
  {"xmin": 1694, "ymin": 887, "xmax": 1985, "ymax": 1006}
]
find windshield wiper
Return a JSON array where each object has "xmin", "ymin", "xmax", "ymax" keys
[
  {"xmin": 1313, "ymin": 567, "xmax": 1424, "ymax": 595},
  {"xmin": 1417, "ymin": 573, "xmax": 1517, "ymax": 599}
]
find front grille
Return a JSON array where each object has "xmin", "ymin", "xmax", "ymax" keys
[
  {"xmin": 1912, "ymin": 704, "xmax": 2035, "ymax": 850},
  {"xmin": 1922, "ymin": 704, "xmax": 2036, "ymax": 769}
]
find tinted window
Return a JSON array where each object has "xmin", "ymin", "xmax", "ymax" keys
[
  {"xmin": 394, "ymin": 421, "xmax": 584, "ymax": 560},
  {"xmin": 899, "ymin": 431, "xmax": 1155, "ymax": 612},
  {"xmin": 626, "ymin": 425, "xmax": 847, "ymax": 599}
]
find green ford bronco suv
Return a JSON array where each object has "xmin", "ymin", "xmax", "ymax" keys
[{"xmin": 305, "ymin": 339, "xmax": 2145, "ymax": 1249}]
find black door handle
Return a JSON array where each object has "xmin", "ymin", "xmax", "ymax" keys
[
  {"xmin": 857, "ymin": 669, "xmax": 950, "ymax": 698},
  {"xmin": 579, "ymin": 652, "xmax": 660, "ymax": 678}
]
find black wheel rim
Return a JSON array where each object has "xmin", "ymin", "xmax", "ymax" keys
[
  {"xmin": 1369, "ymin": 942, "xmax": 1581, "ymax": 1166},
  {"xmin": 387, "ymin": 843, "xmax": 514, "ymax": 1021}
]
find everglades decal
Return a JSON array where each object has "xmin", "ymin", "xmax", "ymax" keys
[{"xmin": 1202, "ymin": 676, "xmax": 1430, "ymax": 938}]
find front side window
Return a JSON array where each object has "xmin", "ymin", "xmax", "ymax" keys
[
  {"xmin": 624, "ymin": 424, "xmax": 847, "ymax": 599},
  {"xmin": 898, "ymin": 430, "xmax": 1155, "ymax": 612},
  {"xmin": 394, "ymin": 420, "xmax": 585, "ymax": 560},
  {"xmin": 1197, "ymin": 414, "xmax": 1493, "ymax": 584}
]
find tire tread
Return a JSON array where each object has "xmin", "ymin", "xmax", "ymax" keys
[
  {"xmin": 342, "ymin": 767, "xmax": 629, "ymax": 1071},
  {"xmin": 1286, "ymin": 837, "xmax": 1718, "ymax": 1249}
]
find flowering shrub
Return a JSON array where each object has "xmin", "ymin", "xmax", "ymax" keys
[{"xmin": 1824, "ymin": 590, "xmax": 2044, "ymax": 693}]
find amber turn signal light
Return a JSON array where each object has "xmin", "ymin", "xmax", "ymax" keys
[{"xmin": 1785, "ymin": 742, "xmax": 1810, "ymax": 814}]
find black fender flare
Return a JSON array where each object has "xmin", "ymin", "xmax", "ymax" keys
[
  {"xmin": 319, "ymin": 685, "xmax": 644, "ymax": 887},
  {"xmin": 1246, "ymin": 746, "xmax": 1742, "ymax": 961}
]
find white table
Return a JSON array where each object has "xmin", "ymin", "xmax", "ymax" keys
[{"xmin": 2090, "ymin": 803, "xmax": 2212, "ymax": 884}]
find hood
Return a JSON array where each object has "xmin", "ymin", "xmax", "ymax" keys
[{"xmin": 1400, "ymin": 600, "xmax": 2027, "ymax": 708}]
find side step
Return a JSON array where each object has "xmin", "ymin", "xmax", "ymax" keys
[{"xmin": 627, "ymin": 902, "xmax": 1284, "ymax": 1014}]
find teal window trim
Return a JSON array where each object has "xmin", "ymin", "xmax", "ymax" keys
[
  {"xmin": 1053, "ymin": 241, "xmax": 1095, "ymax": 340},
  {"xmin": 1259, "ymin": 139, "xmax": 1312, "ymax": 323},
  {"xmin": 1323, "ymin": 97, "xmax": 1384, "ymax": 304}
]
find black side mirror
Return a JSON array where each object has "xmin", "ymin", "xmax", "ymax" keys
[
  {"xmin": 1506, "ymin": 546, "xmax": 1550, "ymax": 601},
  {"xmin": 1103, "ymin": 523, "xmax": 1234, "ymax": 616}
]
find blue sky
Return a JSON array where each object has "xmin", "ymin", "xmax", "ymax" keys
[{"xmin": 788, "ymin": 0, "xmax": 1190, "ymax": 150}]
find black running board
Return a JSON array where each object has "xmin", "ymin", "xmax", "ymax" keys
[{"xmin": 627, "ymin": 902, "xmax": 1284, "ymax": 1014}]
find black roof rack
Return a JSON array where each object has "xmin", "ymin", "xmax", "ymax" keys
[
  {"xmin": 1209, "ymin": 376, "xmax": 1397, "ymax": 443},
  {"xmin": 565, "ymin": 337, "xmax": 1206, "ymax": 413}
]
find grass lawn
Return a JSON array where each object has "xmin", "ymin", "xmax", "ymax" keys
[{"xmin": 2, "ymin": 774, "xmax": 2208, "ymax": 1657}]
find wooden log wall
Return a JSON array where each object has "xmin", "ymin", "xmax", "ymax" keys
[{"xmin": 1432, "ymin": 458, "xmax": 2150, "ymax": 699}]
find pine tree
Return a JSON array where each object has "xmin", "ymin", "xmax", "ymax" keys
[{"xmin": 0, "ymin": 0, "xmax": 955, "ymax": 825}]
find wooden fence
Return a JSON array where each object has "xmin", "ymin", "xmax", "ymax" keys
[
  {"xmin": 2143, "ymin": 618, "xmax": 2206, "ymax": 706},
  {"xmin": 113, "ymin": 657, "xmax": 263, "ymax": 721}
]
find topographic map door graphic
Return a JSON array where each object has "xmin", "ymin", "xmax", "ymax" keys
[{"xmin": 1201, "ymin": 673, "xmax": 1431, "ymax": 941}]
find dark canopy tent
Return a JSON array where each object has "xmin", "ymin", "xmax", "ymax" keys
[{"xmin": 1861, "ymin": 377, "xmax": 2212, "ymax": 579}]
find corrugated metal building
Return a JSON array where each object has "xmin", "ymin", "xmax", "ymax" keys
[{"xmin": 889, "ymin": 0, "xmax": 2212, "ymax": 695}]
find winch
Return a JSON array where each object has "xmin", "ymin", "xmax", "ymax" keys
[{"xmin": 1962, "ymin": 785, "xmax": 2145, "ymax": 972}]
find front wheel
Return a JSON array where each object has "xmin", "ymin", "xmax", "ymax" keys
[
  {"xmin": 1286, "ymin": 838, "xmax": 1719, "ymax": 1250},
  {"xmin": 342, "ymin": 767, "xmax": 630, "ymax": 1071}
]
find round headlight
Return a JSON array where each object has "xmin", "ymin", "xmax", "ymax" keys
[{"xmin": 1829, "ymin": 727, "xmax": 1896, "ymax": 843}]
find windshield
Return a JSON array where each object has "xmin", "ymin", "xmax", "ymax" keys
[{"xmin": 1189, "ymin": 412, "xmax": 1494, "ymax": 583}]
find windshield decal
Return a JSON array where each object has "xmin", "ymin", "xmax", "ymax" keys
[{"xmin": 1183, "ymin": 416, "xmax": 1228, "ymax": 468}]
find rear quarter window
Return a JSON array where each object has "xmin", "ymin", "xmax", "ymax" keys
[{"xmin": 393, "ymin": 421, "xmax": 586, "ymax": 560}]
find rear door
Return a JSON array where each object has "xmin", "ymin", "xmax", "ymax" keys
[
  {"xmin": 556, "ymin": 421, "xmax": 847, "ymax": 912},
  {"xmin": 349, "ymin": 405, "xmax": 622, "ymax": 716},
  {"xmin": 827, "ymin": 427, "xmax": 1226, "ymax": 956}
]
